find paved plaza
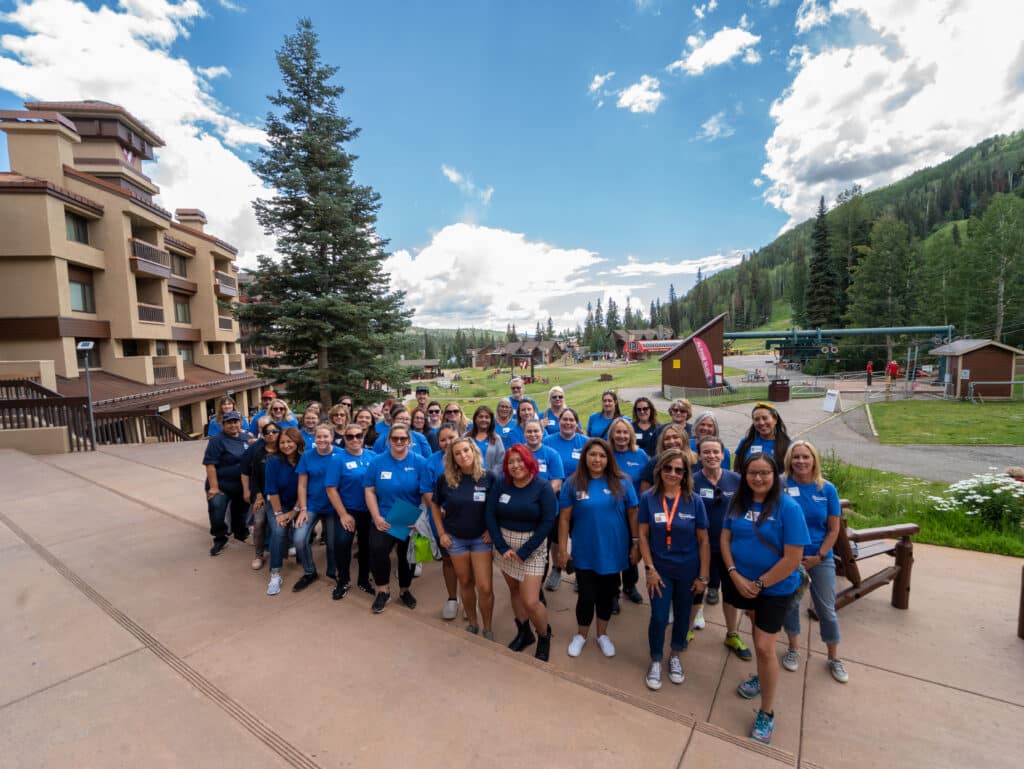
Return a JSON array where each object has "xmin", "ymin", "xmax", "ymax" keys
[{"xmin": 1, "ymin": 437, "xmax": 1022, "ymax": 769}]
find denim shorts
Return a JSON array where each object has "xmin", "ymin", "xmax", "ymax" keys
[{"xmin": 447, "ymin": 533, "xmax": 491, "ymax": 555}]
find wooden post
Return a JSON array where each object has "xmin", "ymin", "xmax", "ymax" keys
[{"xmin": 891, "ymin": 536, "xmax": 914, "ymax": 609}]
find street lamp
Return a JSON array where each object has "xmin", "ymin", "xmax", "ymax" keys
[{"xmin": 76, "ymin": 341, "xmax": 97, "ymax": 449}]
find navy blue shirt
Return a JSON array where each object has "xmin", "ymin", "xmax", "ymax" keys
[
  {"xmin": 296, "ymin": 448, "xmax": 341, "ymax": 514},
  {"xmin": 638, "ymin": 489, "xmax": 709, "ymax": 579},
  {"xmin": 327, "ymin": 448, "xmax": 376, "ymax": 511},
  {"xmin": 486, "ymin": 478, "xmax": 557, "ymax": 560},
  {"xmin": 202, "ymin": 431, "xmax": 249, "ymax": 489},
  {"xmin": 634, "ymin": 422, "xmax": 659, "ymax": 456},
  {"xmin": 724, "ymin": 495, "xmax": 810, "ymax": 596},
  {"xmin": 264, "ymin": 455, "xmax": 300, "ymax": 511},
  {"xmin": 693, "ymin": 468, "xmax": 741, "ymax": 554},
  {"xmin": 434, "ymin": 473, "xmax": 493, "ymax": 539},
  {"xmin": 558, "ymin": 477, "xmax": 639, "ymax": 575}
]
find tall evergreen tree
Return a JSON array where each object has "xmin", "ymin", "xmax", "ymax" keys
[
  {"xmin": 965, "ymin": 193, "xmax": 1024, "ymax": 340},
  {"xmin": 545, "ymin": 316, "xmax": 555, "ymax": 339},
  {"xmin": 605, "ymin": 297, "xmax": 620, "ymax": 332},
  {"xmin": 806, "ymin": 196, "xmax": 841, "ymax": 327},
  {"xmin": 649, "ymin": 300, "xmax": 657, "ymax": 328},
  {"xmin": 788, "ymin": 242, "xmax": 809, "ymax": 326},
  {"xmin": 594, "ymin": 298, "xmax": 605, "ymax": 331},
  {"xmin": 667, "ymin": 284, "xmax": 680, "ymax": 336},
  {"xmin": 239, "ymin": 19, "xmax": 411, "ymax": 404}
]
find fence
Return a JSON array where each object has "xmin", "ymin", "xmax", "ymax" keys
[{"xmin": 967, "ymin": 380, "xmax": 1024, "ymax": 403}]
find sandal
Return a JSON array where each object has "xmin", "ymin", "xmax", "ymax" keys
[
  {"xmin": 465, "ymin": 624, "xmax": 479, "ymax": 635},
  {"xmin": 250, "ymin": 556, "xmax": 264, "ymax": 570}
]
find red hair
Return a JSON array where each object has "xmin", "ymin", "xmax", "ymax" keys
[{"xmin": 502, "ymin": 444, "xmax": 539, "ymax": 485}]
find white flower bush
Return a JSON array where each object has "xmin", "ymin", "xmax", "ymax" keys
[{"xmin": 928, "ymin": 472, "xmax": 1024, "ymax": 529}]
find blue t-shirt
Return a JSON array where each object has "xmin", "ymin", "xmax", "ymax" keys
[
  {"xmin": 510, "ymin": 396, "xmax": 539, "ymax": 416},
  {"xmin": 422, "ymin": 450, "xmax": 447, "ymax": 496},
  {"xmin": 691, "ymin": 438, "xmax": 732, "ymax": 471},
  {"xmin": 300, "ymin": 429, "xmax": 318, "ymax": 451},
  {"xmin": 783, "ymin": 478, "xmax": 841, "ymax": 558},
  {"xmin": 327, "ymin": 448, "xmax": 376, "ymax": 512},
  {"xmin": 587, "ymin": 412, "xmax": 628, "ymax": 439},
  {"xmin": 542, "ymin": 408, "xmax": 562, "ymax": 435},
  {"xmin": 494, "ymin": 421, "xmax": 522, "ymax": 447},
  {"xmin": 638, "ymin": 489, "xmax": 709, "ymax": 579},
  {"xmin": 734, "ymin": 436, "xmax": 775, "ymax": 468},
  {"xmin": 364, "ymin": 451, "xmax": 426, "ymax": 519},
  {"xmin": 202, "ymin": 431, "xmax": 249, "ymax": 488},
  {"xmin": 723, "ymin": 495, "xmax": 810, "ymax": 596},
  {"xmin": 692, "ymin": 469, "xmax": 740, "ymax": 554},
  {"xmin": 274, "ymin": 417, "xmax": 299, "ymax": 429},
  {"xmin": 208, "ymin": 415, "xmax": 248, "ymax": 436},
  {"xmin": 614, "ymin": 448, "xmax": 649, "ymax": 495},
  {"xmin": 250, "ymin": 408, "xmax": 268, "ymax": 426},
  {"xmin": 543, "ymin": 432, "xmax": 587, "ymax": 478},
  {"xmin": 296, "ymin": 448, "xmax": 340, "ymax": 514},
  {"xmin": 485, "ymin": 477, "xmax": 557, "ymax": 560},
  {"xmin": 529, "ymin": 444, "xmax": 565, "ymax": 484},
  {"xmin": 434, "ymin": 473, "xmax": 494, "ymax": 539},
  {"xmin": 558, "ymin": 476, "xmax": 639, "ymax": 575},
  {"xmin": 264, "ymin": 455, "xmax": 300, "ymax": 511}
]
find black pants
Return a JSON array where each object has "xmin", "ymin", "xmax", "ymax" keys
[
  {"xmin": 207, "ymin": 483, "xmax": 248, "ymax": 545},
  {"xmin": 575, "ymin": 569, "xmax": 620, "ymax": 626},
  {"xmin": 369, "ymin": 527, "xmax": 413, "ymax": 590},
  {"xmin": 619, "ymin": 564, "xmax": 639, "ymax": 594},
  {"xmin": 350, "ymin": 508, "xmax": 372, "ymax": 586}
]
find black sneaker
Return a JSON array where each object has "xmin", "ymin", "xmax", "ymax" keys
[
  {"xmin": 209, "ymin": 541, "xmax": 227, "ymax": 557},
  {"xmin": 611, "ymin": 595, "xmax": 621, "ymax": 615},
  {"xmin": 399, "ymin": 590, "xmax": 417, "ymax": 609},
  {"xmin": 535, "ymin": 627, "xmax": 552, "ymax": 662},
  {"xmin": 371, "ymin": 592, "xmax": 390, "ymax": 613},
  {"xmin": 357, "ymin": 581, "xmax": 374, "ymax": 595},
  {"xmin": 625, "ymin": 586, "xmax": 644, "ymax": 604},
  {"xmin": 332, "ymin": 582, "xmax": 351, "ymax": 601},
  {"xmin": 292, "ymin": 572, "xmax": 318, "ymax": 592},
  {"xmin": 233, "ymin": 532, "xmax": 249, "ymax": 544}
]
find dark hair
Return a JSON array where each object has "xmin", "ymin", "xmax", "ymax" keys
[
  {"xmin": 569, "ymin": 438, "xmax": 627, "ymax": 498},
  {"xmin": 502, "ymin": 443, "xmax": 539, "ymax": 485},
  {"xmin": 279, "ymin": 427, "xmax": 306, "ymax": 467},
  {"xmin": 352, "ymin": 407, "xmax": 378, "ymax": 447},
  {"xmin": 728, "ymin": 453, "xmax": 783, "ymax": 526},
  {"xmin": 632, "ymin": 396, "xmax": 658, "ymax": 426},
  {"xmin": 389, "ymin": 403, "xmax": 408, "ymax": 420},
  {"xmin": 410, "ymin": 407, "xmax": 428, "ymax": 433},
  {"xmin": 559, "ymin": 407, "xmax": 582, "ymax": 433},
  {"xmin": 470, "ymin": 404, "xmax": 497, "ymax": 442},
  {"xmin": 735, "ymin": 403, "xmax": 791, "ymax": 471},
  {"xmin": 652, "ymin": 448, "xmax": 693, "ymax": 500},
  {"xmin": 696, "ymin": 434, "xmax": 726, "ymax": 454},
  {"xmin": 516, "ymin": 399, "xmax": 537, "ymax": 421},
  {"xmin": 388, "ymin": 423, "xmax": 412, "ymax": 452},
  {"xmin": 600, "ymin": 390, "xmax": 622, "ymax": 418}
]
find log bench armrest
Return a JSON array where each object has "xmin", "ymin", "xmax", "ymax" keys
[{"xmin": 848, "ymin": 523, "xmax": 920, "ymax": 542}]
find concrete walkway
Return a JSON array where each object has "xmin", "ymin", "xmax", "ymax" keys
[{"xmin": 2, "ymin": 442, "xmax": 1022, "ymax": 769}]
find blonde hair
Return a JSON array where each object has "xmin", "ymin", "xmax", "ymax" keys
[
  {"xmin": 268, "ymin": 398, "xmax": 296, "ymax": 423},
  {"xmin": 607, "ymin": 417, "xmax": 637, "ymax": 452},
  {"xmin": 655, "ymin": 423, "xmax": 696, "ymax": 466},
  {"xmin": 783, "ymin": 439, "xmax": 824, "ymax": 490},
  {"xmin": 444, "ymin": 437, "xmax": 485, "ymax": 488}
]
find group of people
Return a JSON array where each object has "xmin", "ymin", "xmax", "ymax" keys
[{"xmin": 202, "ymin": 381, "xmax": 848, "ymax": 745}]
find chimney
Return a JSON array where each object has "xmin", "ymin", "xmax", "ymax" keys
[{"xmin": 175, "ymin": 208, "xmax": 207, "ymax": 232}]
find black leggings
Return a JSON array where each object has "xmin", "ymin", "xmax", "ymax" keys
[
  {"xmin": 350, "ymin": 509, "xmax": 372, "ymax": 586},
  {"xmin": 369, "ymin": 527, "xmax": 413, "ymax": 590},
  {"xmin": 575, "ymin": 569, "xmax": 620, "ymax": 626}
]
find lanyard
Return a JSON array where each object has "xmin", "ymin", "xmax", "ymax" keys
[{"xmin": 661, "ymin": 492, "xmax": 681, "ymax": 548}]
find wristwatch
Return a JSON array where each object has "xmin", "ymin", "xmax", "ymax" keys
[
  {"xmin": 754, "ymin": 578, "xmax": 765, "ymax": 591},
  {"xmin": 696, "ymin": 575, "xmax": 709, "ymax": 584}
]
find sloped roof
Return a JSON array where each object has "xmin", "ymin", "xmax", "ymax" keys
[
  {"xmin": 658, "ymin": 313, "xmax": 728, "ymax": 361},
  {"xmin": 930, "ymin": 339, "xmax": 1024, "ymax": 356}
]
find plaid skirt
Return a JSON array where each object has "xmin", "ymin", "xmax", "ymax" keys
[{"xmin": 497, "ymin": 527, "xmax": 548, "ymax": 581}]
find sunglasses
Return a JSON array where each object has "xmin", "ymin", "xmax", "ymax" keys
[
  {"xmin": 444, "ymin": 409, "xmax": 460, "ymax": 415},
  {"xmin": 635, "ymin": 406, "xmax": 650, "ymax": 412},
  {"xmin": 271, "ymin": 407, "xmax": 285, "ymax": 412},
  {"xmin": 390, "ymin": 436, "xmax": 410, "ymax": 443},
  {"xmin": 662, "ymin": 465, "xmax": 687, "ymax": 475},
  {"xmin": 670, "ymin": 408, "xmax": 689, "ymax": 414},
  {"xmin": 550, "ymin": 394, "xmax": 563, "ymax": 399},
  {"xmin": 344, "ymin": 433, "xmax": 363, "ymax": 440},
  {"xmin": 263, "ymin": 429, "xmax": 280, "ymax": 436},
  {"xmin": 427, "ymin": 409, "xmax": 441, "ymax": 414}
]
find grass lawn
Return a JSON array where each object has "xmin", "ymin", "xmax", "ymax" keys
[
  {"xmin": 728, "ymin": 299, "xmax": 793, "ymax": 353},
  {"xmin": 822, "ymin": 455, "xmax": 1024, "ymax": 557},
  {"xmin": 870, "ymin": 400, "xmax": 1024, "ymax": 445}
]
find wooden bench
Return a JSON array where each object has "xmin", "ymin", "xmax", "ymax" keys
[{"xmin": 809, "ymin": 500, "xmax": 919, "ymax": 618}]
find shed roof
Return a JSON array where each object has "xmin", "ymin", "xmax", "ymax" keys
[
  {"xmin": 929, "ymin": 339, "xmax": 1024, "ymax": 356},
  {"xmin": 658, "ymin": 313, "xmax": 728, "ymax": 360}
]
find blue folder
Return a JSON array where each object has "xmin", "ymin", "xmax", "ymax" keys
[{"xmin": 385, "ymin": 499, "xmax": 422, "ymax": 542}]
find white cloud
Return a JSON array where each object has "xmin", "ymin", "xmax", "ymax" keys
[
  {"xmin": 616, "ymin": 75, "xmax": 665, "ymax": 114},
  {"xmin": 692, "ymin": 0, "xmax": 718, "ymax": 20},
  {"xmin": 217, "ymin": 0, "xmax": 244, "ymax": 10},
  {"xmin": 695, "ymin": 111, "xmax": 735, "ymax": 142},
  {"xmin": 752, "ymin": 177, "xmax": 764, "ymax": 187},
  {"xmin": 385, "ymin": 223, "xmax": 609, "ymax": 329},
  {"xmin": 667, "ymin": 24, "xmax": 762, "ymax": 76},
  {"xmin": 0, "ymin": 0, "xmax": 273, "ymax": 265},
  {"xmin": 197, "ymin": 64, "xmax": 230, "ymax": 79},
  {"xmin": 604, "ymin": 251, "xmax": 746, "ymax": 278},
  {"xmin": 440, "ymin": 164, "xmax": 493, "ymax": 206},
  {"xmin": 763, "ymin": 0, "xmax": 1024, "ymax": 230},
  {"xmin": 795, "ymin": 0, "xmax": 831, "ymax": 34},
  {"xmin": 589, "ymin": 71, "xmax": 615, "ymax": 93}
]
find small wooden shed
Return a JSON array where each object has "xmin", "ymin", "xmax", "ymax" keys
[
  {"xmin": 659, "ymin": 314, "xmax": 726, "ymax": 399},
  {"xmin": 929, "ymin": 339, "xmax": 1024, "ymax": 399}
]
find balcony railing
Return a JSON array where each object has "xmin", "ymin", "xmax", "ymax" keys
[
  {"xmin": 228, "ymin": 353, "xmax": 245, "ymax": 373},
  {"xmin": 129, "ymin": 238, "xmax": 170, "ymax": 266},
  {"xmin": 214, "ymin": 270, "xmax": 238, "ymax": 298},
  {"xmin": 215, "ymin": 270, "xmax": 237, "ymax": 289},
  {"xmin": 137, "ymin": 302, "xmax": 164, "ymax": 323},
  {"xmin": 152, "ymin": 355, "xmax": 181, "ymax": 382},
  {"xmin": 218, "ymin": 315, "xmax": 234, "ymax": 331}
]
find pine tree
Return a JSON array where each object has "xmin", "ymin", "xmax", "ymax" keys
[
  {"xmin": 789, "ymin": 242, "xmax": 809, "ymax": 326},
  {"xmin": 583, "ymin": 302, "xmax": 594, "ymax": 347},
  {"xmin": 594, "ymin": 298, "xmax": 605, "ymax": 331},
  {"xmin": 535, "ymin": 321, "xmax": 544, "ymax": 342},
  {"xmin": 545, "ymin": 316, "xmax": 555, "ymax": 340},
  {"xmin": 965, "ymin": 193, "xmax": 1024, "ymax": 340},
  {"xmin": 649, "ymin": 300, "xmax": 657, "ymax": 328},
  {"xmin": 239, "ymin": 19, "xmax": 411, "ymax": 404},
  {"xmin": 668, "ymin": 284, "xmax": 680, "ymax": 336},
  {"xmin": 806, "ymin": 196, "xmax": 841, "ymax": 327},
  {"xmin": 605, "ymin": 297, "xmax": 620, "ymax": 332}
]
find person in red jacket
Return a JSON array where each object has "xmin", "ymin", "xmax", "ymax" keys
[{"xmin": 865, "ymin": 361, "xmax": 873, "ymax": 387}]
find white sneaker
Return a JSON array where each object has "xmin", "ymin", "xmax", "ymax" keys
[
  {"xmin": 567, "ymin": 633, "xmax": 587, "ymax": 657},
  {"xmin": 645, "ymin": 660, "xmax": 663, "ymax": 690},
  {"xmin": 596, "ymin": 634, "xmax": 616, "ymax": 658},
  {"xmin": 668, "ymin": 655, "xmax": 685, "ymax": 684},
  {"xmin": 413, "ymin": 562, "xmax": 424, "ymax": 578},
  {"xmin": 266, "ymin": 574, "xmax": 282, "ymax": 596},
  {"xmin": 668, "ymin": 607, "xmax": 674, "ymax": 624},
  {"xmin": 693, "ymin": 607, "xmax": 705, "ymax": 630},
  {"xmin": 441, "ymin": 598, "xmax": 459, "ymax": 620},
  {"xmin": 782, "ymin": 649, "xmax": 801, "ymax": 672},
  {"xmin": 288, "ymin": 547, "xmax": 296, "ymax": 557}
]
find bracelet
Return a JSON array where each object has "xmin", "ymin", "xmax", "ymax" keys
[
  {"xmin": 631, "ymin": 537, "xmax": 640, "ymax": 542},
  {"xmin": 727, "ymin": 566, "xmax": 738, "ymax": 573}
]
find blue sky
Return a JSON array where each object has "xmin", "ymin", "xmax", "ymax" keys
[{"xmin": 2, "ymin": 1, "xmax": 1023, "ymax": 330}]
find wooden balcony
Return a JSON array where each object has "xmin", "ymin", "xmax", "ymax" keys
[
  {"xmin": 137, "ymin": 302, "xmax": 164, "ymax": 323},
  {"xmin": 214, "ymin": 270, "xmax": 238, "ymax": 298},
  {"xmin": 129, "ymin": 238, "xmax": 172, "ymax": 279},
  {"xmin": 152, "ymin": 355, "xmax": 182, "ymax": 382}
]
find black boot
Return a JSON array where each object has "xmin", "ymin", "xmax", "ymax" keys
[
  {"xmin": 508, "ymin": 618, "xmax": 536, "ymax": 652},
  {"xmin": 534, "ymin": 625, "xmax": 552, "ymax": 662}
]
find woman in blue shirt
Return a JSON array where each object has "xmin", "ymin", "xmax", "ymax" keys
[
  {"xmin": 541, "ymin": 386, "xmax": 567, "ymax": 434},
  {"xmin": 294, "ymin": 425, "xmax": 350, "ymax": 595},
  {"xmin": 267, "ymin": 398, "xmax": 299, "ymax": 429},
  {"xmin": 202, "ymin": 410, "xmax": 250, "ymax": 556},
  {"xmin": 690, "ymin": 411, "xmax": 732, "ymax": 471},
  {"xmin": 493, "ymin": 398, "xmax": 521, "ymax": 446},
  {"xmin": 467, "ymin": 404, "xmax": 505, "ymax": 474},
  {"xmin": 637, "ymin": 448, "xmax": 710, "ymax": 690},
  {"xmin": 631, "ymin": 396, "xmax": 660, "ymax": 457},
  {"xmin": 325, "ymin": 421, "xmax": 377, "ymax": 597},
  {"xmin": 541, "ymin": 408, "xmax": 587, "ymax": 591},
  {"xmin": 486, "ymin": 445, "xmax": 556, "ymax": 661},
  {"xmin": 364, "ymin": 424, "xmax": 427, "ymax": 614},
  {"xmin": 264, "ymin": 427, "xmax": 304, "ymax": 596},
  {"xmin": 557, "ymin": 438, "xmax": 640, "ymax": 659},
  {"xmin": 586, "ymin": 390, "xmax": 625, "ymax": 439},
  {"xmin": 722, "ymin": 453, "xmax": 810, "ymax": 745},
  {"xmin": 609, "ymin": 417, "xmax": 648, "ymax": 608},
  {"xmin": 430, "ymin": 438, "xmax": 495, "ymax": 639},
  {"xmin": 422, "ymin": 424, "xmax": 464, "ymax": 620},
  {"xmin": 780, "ymin": 440, "xmax": 847, "ymax": 684},
  {"xmin": 734, "ymin": 402, "xmax": 792, "ymax": 473},
  {"xmin": 522, "ymin": 419, "xmax": 565, "ymax": 492},
  {"xmin": 207, "ymin": 395, "xmax": 249, "ymax": 436},
  {"xmin": 299, "ymin": 408, "xmax": 320, "ymax": 450}
]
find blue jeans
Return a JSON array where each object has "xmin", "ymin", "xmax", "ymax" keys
[
  {"xmin": 783, "ymin": 559, "xmax": 840, "ymax": 645},
  {"xmin": 292, "ymin": 510, "xmax": 355, "ymax": 581},
  {"xmin": 265, "ymin": 507, "xmax": 290, "ymax": 571},
  {"xmin": 207, "ymin": 485, "xmax": 247, "ymax": 545},
  {"xmin": 647, "ymin": 563, "xmax": 698, "ymax": 660}
]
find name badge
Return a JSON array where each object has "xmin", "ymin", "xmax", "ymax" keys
[
  {"xmin": 346, "ymin": 461, "xmax": 357, "ymax": 469},
  {"xmin": 750, "ymin": 445, "xmax": 763, "ymax": 454},
  {"xmin": 538, "ymin": 462, "xmax": 547, "ymax": 473},
  {"xmin": 602, "ymin": 488, "xmax": 612, "ymax": 495},
  {"xmin": 787, "ymin": 487, "xmax": 800, "ymax": 497},
  {"xmin": 654, "ymin": 512, "xmax": 667, "ymax": 524},
  {"xmin": 499, "ymin": 493, "xmax": 511, "ymax": 504},
  {"xmin": 571, "ymin": 451, "xmax": 581, "ymax": 459},
  {"xmin": 473, "ymin": 491, "xmax": 486, "ymax": 502},
  {"xmin": 700, "ymin": 487, "xmax": 714, "ymax": 499},
  {"xmin": 575, "ymin": 491, "xmax": 589, "ymax": 501},
  {"xmin": 380, "ymin": 471, "xmax": 393, "ymax": 480}
]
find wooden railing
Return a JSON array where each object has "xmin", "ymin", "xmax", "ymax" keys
[
  {"xmin": 137, "ymin": 302, "xmax": 164, "ymax": 323},
  {"xmin": 0, "ymin": 383, "xmax": 93, "ymax": 451},
  {"xmin": 129, "ymin": 238, "xmax": 171, "ymax": 266},
  {"xmin": 0, "ymin": 378, "xmax": 63, "ymax": 400},
  {"xmin": 93, "ymin": 411, "xmax": 194, "ymax": 444},
  {"xmin": 218, "ymin": 315, "xmax": 234, "ymax": 330}
]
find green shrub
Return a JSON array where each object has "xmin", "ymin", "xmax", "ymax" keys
[
  {"xmin": 471, "ymin": 386, "xmax": 488, "ymax": 398},
  {"xmin": 928, "ymin": 472, "xmax": 1024, "ymax": 531}
]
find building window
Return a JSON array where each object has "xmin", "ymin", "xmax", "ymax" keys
[
  {"xmin": 178, "ymin": 342, "xmax": 193, "ymax": 362},
  {"xmin": 171, "ymin": 253, "xmax": 188, "ymax": 278},
  {"xmin": 65, "ymin": 211, "xmax": 89, "ymax": 244},
  {"xmin": 122, "ymin": 339, "xmax": 147, "ymax": 356},
  {"xmin": 155, "ymin": 340, "xmax": 169, "ymax": 356},
  {"xmin": 173, "ymin": 296, "xmax": 191, "ymax": 323},
  {"xmin": 75, "ymin": 338, "xmax": 100, "ymax": 368},
  {"xmin": 68, "ymin": 266, "xmax": 95, "ymax": 313}
]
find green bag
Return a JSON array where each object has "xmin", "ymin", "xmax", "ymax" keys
[{"xmin": 413, "ymin": 533, "xmax": 434, "ymax": 564}]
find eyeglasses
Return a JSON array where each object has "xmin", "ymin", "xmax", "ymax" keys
[
  {"xmin": 264, "ymin": 429, "xmax": 280, "ymax": 436},
  {"xmin": 635, "ymin": 406, "xmax": 650, "ymax": 412},
  {"xmin": 746, "ymin": 470, "xmax": 774, "ymax": 478},
  {"xmin": 427, "ymin": 409, "xmax": 441, "ymax": 414},
  {"xmin": 662, "ymin": 465, "xmax": 686, "ymax": 475},
  {"xmin": 670, "ymin": 408, "xmax": 689, "ymax": 415},
  {"xmin": 344, "ymin": 433, "xmax": 363, "ymax": 440},
  {"xmin": 390, "ymin": 436, "xmax": 410, "ymax": 443},
  {"xmin": 511, "ymin": 387, "xmax": 523, "ymax": 391},
  {"xmin": 271, "ymin": 406, "xmax": 285, "ymax": 411}
]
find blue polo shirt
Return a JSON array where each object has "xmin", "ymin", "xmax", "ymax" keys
[
  {"xmin": 528, "ymin": 444, "xmax": 565, "ymax": 484},
  {"xmin": 692, "ymin": 468, "xmax": 741, "ymax": 554},
  {"xmin": 638, "ymin": 488, "xmax": 709, "ymax": 579},
  {"xmin": 783, "ymin": 478, "xmax": 841, "ymax": 558},
  {"xmin": 364, "ymin": 451, "xmax": 426, "ymax": 519},
  {"xmin": 264, "ymin": 455, "xmax": 299, "ymax": 511},
  {"xmin": 543, "ymin": 432, "xmax": 587, "ymax": 477},
  {"xmin": 723, "ymin": 495, "xmax": 810, "ymax": 596},
  {"xmin": 734, "ymin": 436, "xmax": 775, "ymax": 468},
  {"xmin": 326, "ymin": 448, "xmax": 376, "ymax": 512},
  {"xmin": 614, "ymin": 448, "xmax": 649, "ymax": 495},
  {"xmin": 296, "ymin": 447, "xmax": 341, "ymax": 514},
  {"xmin": 558, "ymin": 477, "xmax": 639, "ymax": 575}
]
